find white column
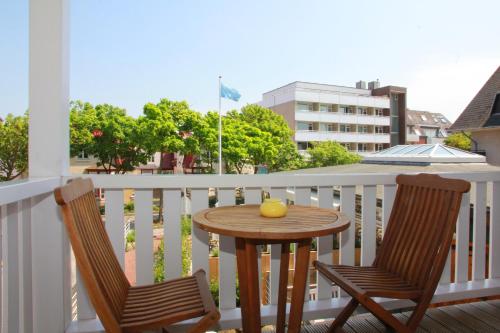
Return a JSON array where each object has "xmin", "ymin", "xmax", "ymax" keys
[{"xmin": 29, "ymin": 0, "xmax": 71, "ymax": 332}]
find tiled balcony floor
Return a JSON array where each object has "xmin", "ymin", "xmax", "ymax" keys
[{"xmin": 261, "ymin": 300, "xmax": 500, "ymax": 333}]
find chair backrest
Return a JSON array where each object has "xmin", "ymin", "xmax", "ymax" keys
[
  {"xmin": 54, "ymin": 178, "xmax": 130, "ymax": 332},
  {"xmin": 374, "ymin": 174, "xmax": 470, "ymax": 291}
]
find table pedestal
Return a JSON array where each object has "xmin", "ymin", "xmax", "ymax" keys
[{"xmin": 235, "ymin": 238, "xmax": 312, "ymax": 333}]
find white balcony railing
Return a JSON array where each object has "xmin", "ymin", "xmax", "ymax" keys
[
  {"xmin": 295, "ymin": 131, "xmax": 390, "ymax": 143},
  {"xmin": 1, "ymin": 172, "xmax": 500, "ymax": 332},
  {"xmin": 295, "ymin": 111, "xmax": 390, "ymax": 126}
]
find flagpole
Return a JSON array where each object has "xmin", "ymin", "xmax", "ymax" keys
[{"xmin": 218, "ymin": 76, "xmax": 222, "ymax": 175}]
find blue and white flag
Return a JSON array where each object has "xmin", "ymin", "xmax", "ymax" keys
[{"xmin": 220, "ymin": 83, "xmax": 241, "ymax": 102}]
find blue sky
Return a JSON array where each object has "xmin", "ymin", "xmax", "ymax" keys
[{"xmin": 1, "ymin": 0, "xmax": 499, "ymax": 121}]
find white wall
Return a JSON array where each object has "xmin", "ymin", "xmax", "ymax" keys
[
  {"xmin": 295, "ymin": 131, "xmax": 390, "ymax": 143},
  {"xmin": 261, "ymin": 82, "xmax": 390, "ymax": 109},
  {"xmin": 473, "ymin": 129, "xmax": 500, "ymax": 166},
  {"xmin": 295, "ymin": 112, "xmax": 390, "ymax": 126}
]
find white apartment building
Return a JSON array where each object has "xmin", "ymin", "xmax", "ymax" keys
[{"xmin": 261, "ymin": 81, "xmax": 407, "ymax": 154}]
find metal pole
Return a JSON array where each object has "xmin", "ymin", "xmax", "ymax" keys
[{"xmin": 218, "ymin": 76, "xmax": 222, "ymax": 175}]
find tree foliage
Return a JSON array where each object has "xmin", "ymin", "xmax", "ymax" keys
[
  {"xmin": 306, "ymin": 141, "xmax": 361, "ymax": 168},
  {"xmin": 70, "ymin": 101, "xmax": 149, "ymax": 173},
  {"xmin": 0, "ymin": 114, "xmax": 28, "ymax": 181},
  {"xmin": 444, "ymin": 132, "xmax": 472, "ymax": 151},
  {"xmin": 208, "ymin": 105, "xmax": 303, "ymax": 173}
]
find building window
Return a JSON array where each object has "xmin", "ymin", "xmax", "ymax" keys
[
  {"xmin": 296, "ymin": 122, "xmax": 313, "ymax": 131},
  {"xmin": 492, "ymin": 93, "xmax": 500, "ymax": 115},
  {"xmin": 340, "ymin": 124, "xmax": 352, "ymax": 132},
  {"xmin": 148, "ymin": 155, "xmax": 155, "ymax": 163},
  {"xmin": 327, "ymin": 124, "xmax": 335, "ymax": 132},
  {"xmin": 358, "ymin": 125, "xmax": 368, "ymax": 133},
  {"xmin": 340, "ymin": 106, "xmax": 354, "ymax": 114},
  {"xmin": 375, "ymin": 108, "xmax": 384, "ymax": 116},
  {"xmin": 375, "ymin": 126, "xmax": 384, "ymax": 134},
  {"xmin": 376, "ymin": 144, "xmax": 384, "ymax": 151},
  {"xmin": 358, "ymin": 143, "xmax": 367, "ymax": 152},
  {"xmin": 342, "ymin": 143, "xmax": 351, "ymax": 150},
  {"xmin": 319, "ymin": 104, "xmax": 333, "ymax": 112},
  {"xmin": 357, "ymin": 107, "xmax": 368, "ymax": 115},
  {"xmin": 77, "ymin": 150, "xmax": 89, "ymax": 160},
  {"xmin": 297, "ymin": 103, "xmax": 313, "ymax": 112}
]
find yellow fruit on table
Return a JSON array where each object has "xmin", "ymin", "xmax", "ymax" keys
[{"xmin": 260, "ymin": 198, "xmax": 287, "ymax": 218}]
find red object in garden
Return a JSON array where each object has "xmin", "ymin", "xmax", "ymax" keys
[{"xmin": 92, "ymin": 129, "xmax": 103, "ymax": 137}]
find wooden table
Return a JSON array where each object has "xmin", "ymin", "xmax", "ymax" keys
[{"xmin": 193, "ymin": 204, "xmax": 350, "ymax": 333}]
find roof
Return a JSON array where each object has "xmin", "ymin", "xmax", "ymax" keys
[
  {"xmin": 450, "ymin": 66, "xmax": 500, "ymax": 131},
  {"xmin": 406, "ymin": 110, "xmax": 451, "ymax": 127},
  {"xmin": 362, "ymin": 144, "xmax": 486, "ymax": 165},
  {"xmin": 277, "ymin": 160, "xmax": 498, "ymax": 175}
]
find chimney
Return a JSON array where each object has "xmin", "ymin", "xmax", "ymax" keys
[
  {"xmin": 368, "ymin": 79, "xmax": 380, "ymax": 90},
  {"xmin": 356, "ymin": 80, "xmax": 367, "ymax": 89}
]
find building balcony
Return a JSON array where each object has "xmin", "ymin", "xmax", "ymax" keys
[
  {"xmin": 295, "ymin": 131, "xmax": 390, "ymax": 143},
  {"xmin": 1, "ymin": 171, "xmax": 500, "ymax": 332},
  {"xmin": 295, "ymin": 111, "xmax": 390, "ymax": 126},
  {"xmin": 5, "ymin": 1, "xmax": 499, "ymax": 332}
]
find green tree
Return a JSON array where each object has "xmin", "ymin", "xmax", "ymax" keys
[
  {"xmin": 0, "ymin": 113, "xmax": 29, "ymax": 181},
  {"xmin": 444, "ymin": 132, "xmax": 472, "ymax": 151},
  {"xmin": 306, "ymin": 141, "xmax": 361, "ymax": 168},
  {"xmin": 196, "ymin": 112, "xmax": 220, "ymax": 173},
  {"xmin": 237, "ymin": 105, "xmax": 303, "ymax": 172},
  {"xmin": 220, "ymin": 115, "xmax": 251, "ymax": 173},
  {"xmin": 70, "ymin": 101, "xmax": 149, "ymax": 173}
]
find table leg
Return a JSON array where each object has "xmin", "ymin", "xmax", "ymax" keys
[
  {"xmin": 276, "ymin": 242, "xmax": 290, "ymax": 333},
  {"xmin": 235, "ymin": 238, "xmax": 261, "ymax": 332},
  {"xmin": 287, "ymin": 238, "xmax": 312, "ymax": 333}
]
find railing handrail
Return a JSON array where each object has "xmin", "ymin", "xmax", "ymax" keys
[
  {"xmin": 78, "ymin": 171, "xmax": 500, "ymax": 189},
  {"xmin": 0, "ymin": 177, "xmax": 60, "ymax": 205}
]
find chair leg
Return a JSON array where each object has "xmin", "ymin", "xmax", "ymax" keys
[
  {"xmin": 328, "ymin": 298, "xmax": 359, "ymax": 333},
  {"xmin": 186, "ymin": 310, "xmax": 220, "ymax": 333},
  {"xmin": 360, "ymin": 298, "xmax": 412, "ymax": 333},
  {"xmin": 405, "ymin": 299, "xmax": 431, "ymax": 332}
]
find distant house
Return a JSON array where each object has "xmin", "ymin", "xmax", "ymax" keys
[
  {"xmin": 450, "ymin": 66, "xmax": 500, "ymax": 165},
  {"xmin": 406, "ymin": 110, "xmax": 451, "ymax": 144}
]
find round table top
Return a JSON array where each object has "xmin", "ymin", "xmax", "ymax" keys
[{"xmin": 193, "ymin": 204, "xmax": 350, "ymax": 240}]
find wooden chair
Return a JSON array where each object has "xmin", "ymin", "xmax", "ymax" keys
[
  {"xmin": 54, "ymin": 178, "xmax": 220, "ymax": 333},
  {"xmin": 314, "ymin": 173, "xmax": 470, "ymax": 333}
]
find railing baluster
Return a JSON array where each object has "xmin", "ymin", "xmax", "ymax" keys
[
  {"xmin": 317, "ymin": 186, "xmax": 333, "ymax": 300},
  {"xmin": 164, "ymin": 189, "xmax": 182, "ymax": 279},
  {"xmin": 455, "ymin": 192, "xmax": 470, "ymax": 283},
  {"xmin": 191, "ymin": 188, "xmax": 209, "ymax": 274},
  {"xmin": 104, "ymin": 189, "xmax": 125, "ymax": 268},
  {"xmin": 473, "ymin": 182, "xmax": 487, "ymax": 280},
  {"xmin": 440, "ymin": 250, "xmax": 452, "ymax": 284},
  {"xmin": 490, "ymin": 181, "xmax": 500, "ymax": 278},
  {"xmin": 20, "ymin": 198, "xmax": 33, "ymax": 333},
  {"xmin": 4, "ymin": 202, "xmax": 20, "ymax": 332},
  {"xmin": 76, "ymin": 270, "xmax": 95, "ymax": 320},
  {"xmin": 218, "ymin": 188, "xmax": 236, "ymax": 310},
  {"xmin": 135, "ymin": 189, "xmax": 153, "ymax": 285},
  {"xmin": 244, "ymin": 188, "xmax": 262, "ymax": 204},
  {"xmin": 340, "ymin": 186, "xmax": 356, "ymax": 266},
  {"xmin": 269, "ymin": 187, "xmax": 286, "ymax": 305},
  {"xmin": 361, "ymin": 185, "xmax": 377, "ymax": 265},
  {"xmin": 0, "ymin": 205, "xmax": 3, "ymax": 331},
  {"xmin": 382, "ymin": 184, "xmax": 396, "ymax": 235}
]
